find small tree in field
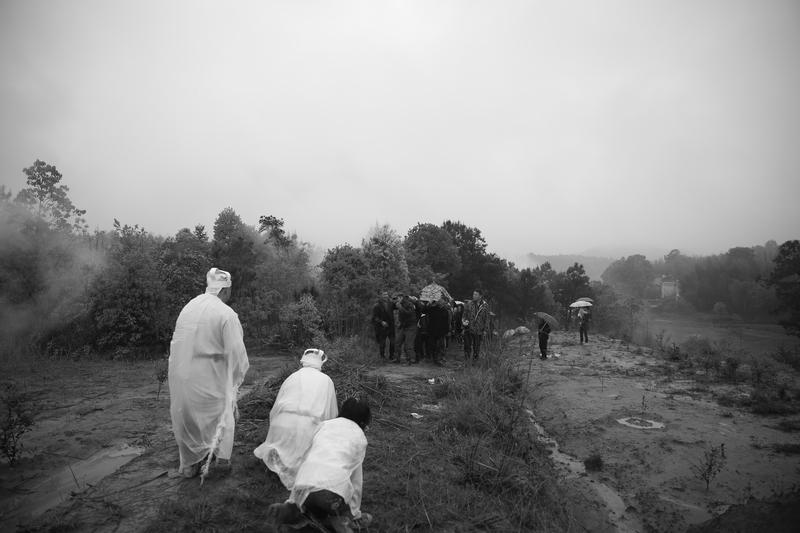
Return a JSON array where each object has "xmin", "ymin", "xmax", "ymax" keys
[
  {"xmin": 691, "ymin": 444, "xmax": 726, "ymax": 490},
  {"xmin": 1, "ymin": 384, "xmax": 35, "ymax": 466}
]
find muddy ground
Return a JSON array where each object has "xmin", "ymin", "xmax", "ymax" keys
[
  {"xmin": 2, "ymin": 332, "xmax": 800, "ymax": 532},
  {"xmin": 0, "ymin": 352, "xmax": 297, "ymax": 531},
  {"xmin": 523, "ymin": 332, "xmax": 800, "ymax": 532}
]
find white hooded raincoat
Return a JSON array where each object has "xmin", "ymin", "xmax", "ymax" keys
[
  {"xmin": 254, "ymin": 366, "xmax": 337, "ymax": 489},
  {"xmin": 169, "ymin": 293, "xmax": 249, "ymax": 473},
  {"xmin": 289, "ymin": 417, "xmax": 368, "ymax": 519}
]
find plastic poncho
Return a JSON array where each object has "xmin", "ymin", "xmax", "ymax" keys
[
  {"xmin": 253, "ymin": 366, "xmax": 338, "ymax": 489},
  {"xmin": 168, "ymin": 293, "xmax": 249, "ymax": 474},
  {"xmin": 289, "ymin": 417, "xmax": 367, "ymax": 519}
]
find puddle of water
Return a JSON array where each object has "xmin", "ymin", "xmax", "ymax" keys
[
  {"xmin": 617, "ymin": 417, "xmax": 666, "ymax": 429},
  {"xmin": 526, "ymin": 410, "xmax": 644, "ymax": 533},
  {"xmin": 0, "ymin": 442, "xmax": 144, "ymax": 529}
]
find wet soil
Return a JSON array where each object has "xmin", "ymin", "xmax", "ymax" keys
[
  {"xmin": 0, "ymin": 353, "xmax": 295, "ymax": 531},
  {"xmin": 3, "ymin": 332, "xmax": 800, "ymax": 532},
  {"xmin": 520, "ymin": 332, "xmax": 800, "ymax": 532}
]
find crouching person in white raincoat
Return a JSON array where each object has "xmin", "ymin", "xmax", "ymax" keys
[
  {"xmin": 267, "ymin": 398, "xmax": 373, "ymax": 533},
  {"xmin": 168, "ymin": 267, "xmax": 249, "ymax": 480},
  {"xmin": 254, "ymin": 348, "xmax": 337, "ymax": 489}
]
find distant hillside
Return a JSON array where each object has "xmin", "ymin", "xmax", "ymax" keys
[
  {"xmin": 517, "ymin": 254, "xmax": 615, "ymax": 281},
  {"xmin": 512, "ymin": 246, "xmax": 672, "ymax": 281}
]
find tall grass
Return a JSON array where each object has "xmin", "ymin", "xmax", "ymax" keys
[{"xmin": 144, "ymin": 337, "xmax": 572, "ymax": 532}]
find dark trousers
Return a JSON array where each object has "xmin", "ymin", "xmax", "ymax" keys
[
  {"xmin": 464, "ymin": 332, "xmax": 483, "ymax": 359},
  {"xmin": 375, "ymin": 328, "xmax": 395, "ymax": 358},
  {"xmin": 538, "ymin": 332, "xmax": 549, "ymax": 358},
  {"xmin": 579, "ymin": 324, "xmax": 588, "ymax": 343},
  {"xmin": 415, "ymin": 333, "xmax": 427, "ymax": 359},
  {"xmin": 426, "ymin": 334, "xmax": 445, "ymax": 363},
  {"xmin": 396, "ymin": 325, "xmax": 417, "ymax": 360}
]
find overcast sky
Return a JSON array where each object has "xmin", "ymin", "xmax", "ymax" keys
[{"xmin": 1, "ymin": 0, "xmax": 798, "ymax": 263}]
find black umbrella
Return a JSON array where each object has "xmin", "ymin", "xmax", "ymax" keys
[{"xmin": 534, "ymin": 312, "xmax": 559, "ymax": 329}]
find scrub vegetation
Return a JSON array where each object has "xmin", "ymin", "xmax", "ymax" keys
[
  {"xmin": 143, "ymin": 341, "xmax": 572, "ymax": 533},
  {"xmin": 1, "ymin": 383, "xmax": 35, "ymax": 466}
]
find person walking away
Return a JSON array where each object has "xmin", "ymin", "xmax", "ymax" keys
[
  {"xmin": 371, "ymin": 291, "xmax": 396, "ymax": 361},
  {"xmin": 395, "ymin": 294, "xmax": 419, "ymax": 364},
  {"xmin": 253, "ymin": 348, "xmax": 337, "ymax": 489},
  {"xmin": 537, "ymin": 316, "xmax": 551, "ymax": 360},
  {"xmin": 168, "ymin": 267, "xmax": 250, "ymax": 480},
  {"xmin": 267, "ymin": 398, "xmax": 373, "ymax": 533},
  {"xmin": 578, "ymin": 307, "xmax": 590, "ymax": 344},
  {"xmin": 462, "ymin": 289, "xmax": 489, "ymax": 363}
]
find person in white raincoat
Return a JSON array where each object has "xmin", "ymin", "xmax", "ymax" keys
[
  {"xmin": 267, "ymin": 398, "xmax": 373, "ymax": 532},
  {"xmin": 254, "ymin": 348, "xmax": 338, "ymax": 489},
  {"xmin": 168, "ymin": 267, "xmax": 249, "ymax": 478}
]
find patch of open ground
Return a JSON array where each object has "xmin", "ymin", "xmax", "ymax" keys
[
  {"xmin": 3, "ymin": 328, "xmax": 800, "ymax": 532},
  {"xmin": 522, "ymin": 331, "xmax": 800, "ymax": 532}
]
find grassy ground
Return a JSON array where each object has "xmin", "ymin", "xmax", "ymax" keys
[{"xmin": 141, "ymin": 340, "xmax": 573, "ymax": 532}]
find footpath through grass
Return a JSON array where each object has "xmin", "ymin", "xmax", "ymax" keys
[{"xmin": 145, "ymin": 339, "xmax": 573, "ymax": 532}]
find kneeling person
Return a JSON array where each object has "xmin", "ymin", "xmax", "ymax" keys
[
  {"xmin": 268, "ymin": 398, "xmax": 372, "ymax": 533},
  {"xmin": 254, "ymin": 348, "xmax": 337, "ymax": 489}
]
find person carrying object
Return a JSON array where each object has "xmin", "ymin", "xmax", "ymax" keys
[
  {"xmin": 537, "ymin": 316, "xmax": 551, "ymax": 360},
  {"xmin": 371, "ymin": 290, "xmax": 396, "ymax": 361}
]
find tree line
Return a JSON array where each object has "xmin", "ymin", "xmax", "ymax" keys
[
  {"xmin": 0, "ymin": 160, "xmax": 595, "ymax": 356},
  {"xmin": 600, "ymin": 243, "xmax": 800, "ymax": 335},
  {"xmin": 2, "ymin": 160, "xmax": 797, "ymax": 358}
]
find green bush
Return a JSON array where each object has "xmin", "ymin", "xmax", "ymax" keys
[
  {"xmin": 772, "ymin": 345, "xmax": 800, "ymax": 371},
  {"xmin": 1, "ymin": 383, "xmax": 35, "ymax": 466},
  {"xmin": 275, "ymin": 294, "xmax": 326, "ymax": 350}
]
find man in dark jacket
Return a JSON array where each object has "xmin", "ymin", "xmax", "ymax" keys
[
  {"xmin": 463, "ymin": 289, "xmax": 489, "ymax": 362},
  {"xmin": 426, "ymin": 298, "xmax": 451, "ymax": 366},
  {"xmin": 538, "ymin": 317, "xmax": 552, "ymax": 360},
  {"xmin": 396, "ymin": 295, "xmax": 419, "ymax": 364},
  {"xmin": 371, "ymin": 291, "xmax": 396, "ymax": 361}
]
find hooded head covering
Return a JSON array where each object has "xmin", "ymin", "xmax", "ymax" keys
[
  {"xmin": 300, "ymin": 348, "xmax": 327, "ymax": 370},
  {"xmin": 205, "ymin": 267, "xmax": 232, "ymax": 295}
]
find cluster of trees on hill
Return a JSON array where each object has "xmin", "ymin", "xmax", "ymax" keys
[
  {"xmin": 1, "ymin": 160, "xmax": 597, "ymax": 356},
  {"xmin": 600, "ymin": 243, "xmax": 800, "ymax": 333},
  {"xmin": 3, "ymin": 160, "xmax": 797, "ymax": 357}
]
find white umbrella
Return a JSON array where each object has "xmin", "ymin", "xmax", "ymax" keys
[{"xmin": 569, "ymin": 300, "xmax": 593, "ymax": 308}]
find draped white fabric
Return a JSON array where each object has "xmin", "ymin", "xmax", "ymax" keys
[
  {"xmin": 290, "ymin": 418, "xmax": 367, "ymax": 520},
  {"xmin": 254, "ymin": 367, "xmax": 338, "ymax": 489},
  {"xmin": 168, "ymin": 293, "xmax": 249, "ymax": 472}
]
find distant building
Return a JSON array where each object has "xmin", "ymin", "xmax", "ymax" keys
[{"xmin": 657, "ymin": 277, "xmax": 680, "ymax": 300}]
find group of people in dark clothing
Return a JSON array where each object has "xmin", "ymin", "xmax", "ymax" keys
[
  {"xmin": 372, "ymin": 282, "xmax": 592, "ymax": 364},
  {"xmin": 371, "ymin": 283, "xmax": 494, "ymax": 366}
]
